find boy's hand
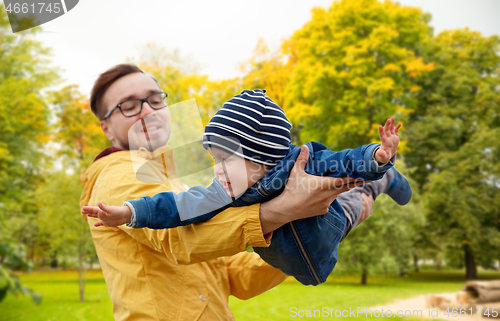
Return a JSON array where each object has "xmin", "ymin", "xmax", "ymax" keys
[
  {"xmin": 375, "ymin": 117, "xmax": 402, "ymax": 164},
  {"xmin": 81, "ymin": 201, "xmax": 132, "ymax": 227}
]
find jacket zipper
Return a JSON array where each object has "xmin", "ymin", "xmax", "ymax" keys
[
  {"xmin": 256, "ymin": 181, "xmax": 270, "ymax": 196},
  {"xmin": 257, "ymin": 180, "xmax": 321, "ymax": 285},
  {"xmin": 289, "ymin": 221, "xmax": 322, "ymax": 285}
]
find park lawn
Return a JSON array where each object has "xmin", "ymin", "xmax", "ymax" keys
[
  {"xmin": 0, "ymin": 269, "xmax": 499, "ymax": 321},
  {"xmin": 229, "ymin": 269, "xmax": 500, "ymax": 321},
  {"xmin": 0, "ymin": 269, "xmax": 113, "ymax": 321}
]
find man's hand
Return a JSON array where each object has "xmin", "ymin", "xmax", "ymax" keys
[
  {"xmin": 260, "ymin": 145, "xmax": 369, "ymax": 235},
  {"xmin": 81, "ymin": 201, "xmax": 132, "ymax": 227},
  {"xmin": 375, "ymin": 117, "xmax": 402, "ymax": 164}
]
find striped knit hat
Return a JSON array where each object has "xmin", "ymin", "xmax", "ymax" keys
[{"xmin": 203, "ymin": 89, "xmax": 292, "ymax": 166}]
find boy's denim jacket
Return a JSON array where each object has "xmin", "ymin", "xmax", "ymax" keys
[{"xmin": 127, "ymin": 142, "xmax": 395, "ymax": 285}]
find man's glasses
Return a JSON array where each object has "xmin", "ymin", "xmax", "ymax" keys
[{"xmin": 103, "ymin": 92, "xmax": 168, "ymax": 120}]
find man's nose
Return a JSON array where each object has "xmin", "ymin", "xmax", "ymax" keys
[{"xmin": 139, "ymin": 101, "xmax": 156, "ymax": 118}]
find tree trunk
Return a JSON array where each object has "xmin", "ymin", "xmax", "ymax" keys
[
  {"xmin": 436, "ymin": 259, "xmax": 441, "ymax": 271},
  {"xmin": 77, "ymin": 215, "xmax": 89, "ymax": 303},
  {"xmin": 464, "ymin": 244, "xmax": 477, "ymax": 280},
  {"xmin": 413, "ymin": 253, "xmax": 419, "ymax": 272},
  {"xmin": 361, "ymin": 267, "xmax": 368, "ymax": 285},
  {"xmin": 78, "ymin": 242, "xmax": 87, "ymax": 302},
  {"xmin": 78, "ymin": 267, "xmax": 86, "ymax": 302},
  {"xmin": 50, "ymin": 252, "xmax": 58, "ymax": 268}
]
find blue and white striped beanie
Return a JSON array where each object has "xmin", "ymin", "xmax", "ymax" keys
[{"xmin": 203, "ymin": 89, "xmax": 292, "ymax": 166}]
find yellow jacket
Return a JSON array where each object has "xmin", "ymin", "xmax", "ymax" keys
[{"xmin": 80, "ymin": 149, "xmax": 287, "ymax": 320}]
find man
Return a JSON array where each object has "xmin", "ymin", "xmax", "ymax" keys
[{"xmin": 80, "ymin": 64, "xmax": 370, "ymax": 320}]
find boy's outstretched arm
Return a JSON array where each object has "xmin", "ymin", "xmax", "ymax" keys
[
  {"xmin": 82, "ymin": 182, "xmax": 231, "ymax": 229},
  {"xmin": 301, "ymin": 117, "xmax": 401, "ymax": 182}
]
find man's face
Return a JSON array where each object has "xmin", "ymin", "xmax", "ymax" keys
[
  {"xmin": 100, "ymin": 72, "xmax": 171, "ymax": 151},
  {"xmin": 208, "ymin": 147, "xmax": 269, "ymax": 198}
]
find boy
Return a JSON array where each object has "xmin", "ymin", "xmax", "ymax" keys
[{"xmin": 83, "ymin": 89, "xmax": 411, "ymax": 285}]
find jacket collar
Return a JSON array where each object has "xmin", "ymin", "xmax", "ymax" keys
[{"xmin": 93, "ymin": 147, "xmax": 127, "ymax": 163}]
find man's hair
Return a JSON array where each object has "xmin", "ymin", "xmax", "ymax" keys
[{"xmin": 90, "ymin": 64, "xmax": 145, "ymax": 120}]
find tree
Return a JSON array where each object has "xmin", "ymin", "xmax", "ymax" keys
[
  {"xmin": 239, "ymin": 38, "xmax": 292, "ymax": 108},
  {"xmin": 46, "ymin": 85, "xmax": 108, "ymax": 301},
  {"xmin": 337, "ymin": 163, "xmax": 425, "ymax": 284},
  {"xmin": 0, "ymin": 4, "xmax": 59, "ymax": 303},
  {"xmin": 51, "ymin": 85, "xmax": 110, "ymax": 171},
  {"xmin": 132, "ymin": 45, "xmax": 245, "ymax": 186},
  {"xmin": 35, "ymin": 172, "xmax": 96, "ymax": 302},
  {"xmin": 134, "ymin": 44, "xmax": 243, "ymax": 125},
  {"xmin": 0, "ymin": 233, "xmax": 41, "ymax": 304},
  {"xmin": 0, "ymin": 5, "xmax": 58, "ymax": 208},
  {"xmin": 422, "ymin": 128, "xmax": 500, "ymax": 279},
  {"xmin": 406, "ymin": 28, "xmax": 500, "ymax": 279},
  {"xmin": 283, "ymin": 0, "xmax": 434, "ymax": 150},
  {"xmin": 252, "ymin": 0, "xmax": 433, "ymax": 283},
  {"xmin": 238, "ymin": 39, "xmax": 302, "ymax": 141}
]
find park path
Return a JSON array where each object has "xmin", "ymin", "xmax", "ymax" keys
[{"xmin": 369, "ymin": 292, "xmax": 492, "ymax": 321}]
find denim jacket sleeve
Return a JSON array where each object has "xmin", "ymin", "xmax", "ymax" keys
[
  {"xmin": 306, "ymin": 142, "xmax": 395, "ymax": 181},
  {"xmin": 128, "ymin": 178, "xmax": 232, "ymax": 229}
]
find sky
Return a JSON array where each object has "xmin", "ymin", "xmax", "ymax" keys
[{"xmin": 21, "ymin": 0, "xmax": 500, "ymax": 95}]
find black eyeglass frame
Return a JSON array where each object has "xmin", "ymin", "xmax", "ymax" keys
[{"xmin": 102, "ymin": 92, "xmax": 168, "ymax": 120}]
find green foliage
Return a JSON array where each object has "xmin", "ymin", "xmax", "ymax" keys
[
  {"xmin": 35, "ymin": 172, "xmax": 96, "ymax": 266},
  {"xmin": 46, "ymin": 85, "xmax": 108, "ymax": 301},
  {"xmin": 135, "ymin": 45, "xmax": 250, "ymax": 186},
  {"xmin": 239, "ymin": 39, "xmax": 292, "ymax": 108},
  {"xmin": 283, "ymin": 0, "xmax": 434, "ymax": 149},
  {"xmin": 50, "ymin": 85, "xmax": 110, "ymax": 172},
  {"xmin": 406, "ymin": 28, "xmax": 500, "ymax": 188},
  {"xmin": 337, "ymin": 162, "xmax": 426, "ymax": 283},
  {"xmin": 135, "ymin": 44, "xmax": 245, "ymax": 126},
  {"xmin": 0, "ymin": 4, "xmax": 59, "ymax": 304},
  {"xmin": 422, "ymin": 128, "xmax": 500, "ymax": 276},
  {"xmin": 0, "ymin": 5, "xmax": 59, "ymax": 207},
  {"xmin": 405, "ymin": 28, "xmax": 500, "ymax": 278},
  {"xmin": 0, "ymin": 235, "xmax": 41, "ymax": 304}
]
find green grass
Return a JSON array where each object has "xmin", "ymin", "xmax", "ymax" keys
[
  {"xmin": 230, "ymin": 269, "xmax": 500, "ymax": 320},
  {"xmin": 1, "ymin": 268, "xmax": 499, "ymax": 321},
  {"xmin": 0, "ymin": 270, "xmax": 113, "ymax": 321}
]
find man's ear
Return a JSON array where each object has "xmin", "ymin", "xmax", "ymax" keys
[{"xmin": 100, "ymin": 120, "xmax": 115, "ymax": 145}]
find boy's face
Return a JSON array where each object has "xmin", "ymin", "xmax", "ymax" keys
[{"xmin": 208, "ymin": 147, "xmax": 269, "ymax": 198}]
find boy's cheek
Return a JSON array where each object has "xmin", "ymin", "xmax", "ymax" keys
[{"xmin": 252, "ymin": 173, "xmax": 263, "ymax": 182}]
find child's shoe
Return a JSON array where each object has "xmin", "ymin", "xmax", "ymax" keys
[{"xmin": 386, "ymin": 167, "xmax": 412, "ymax": 205}]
